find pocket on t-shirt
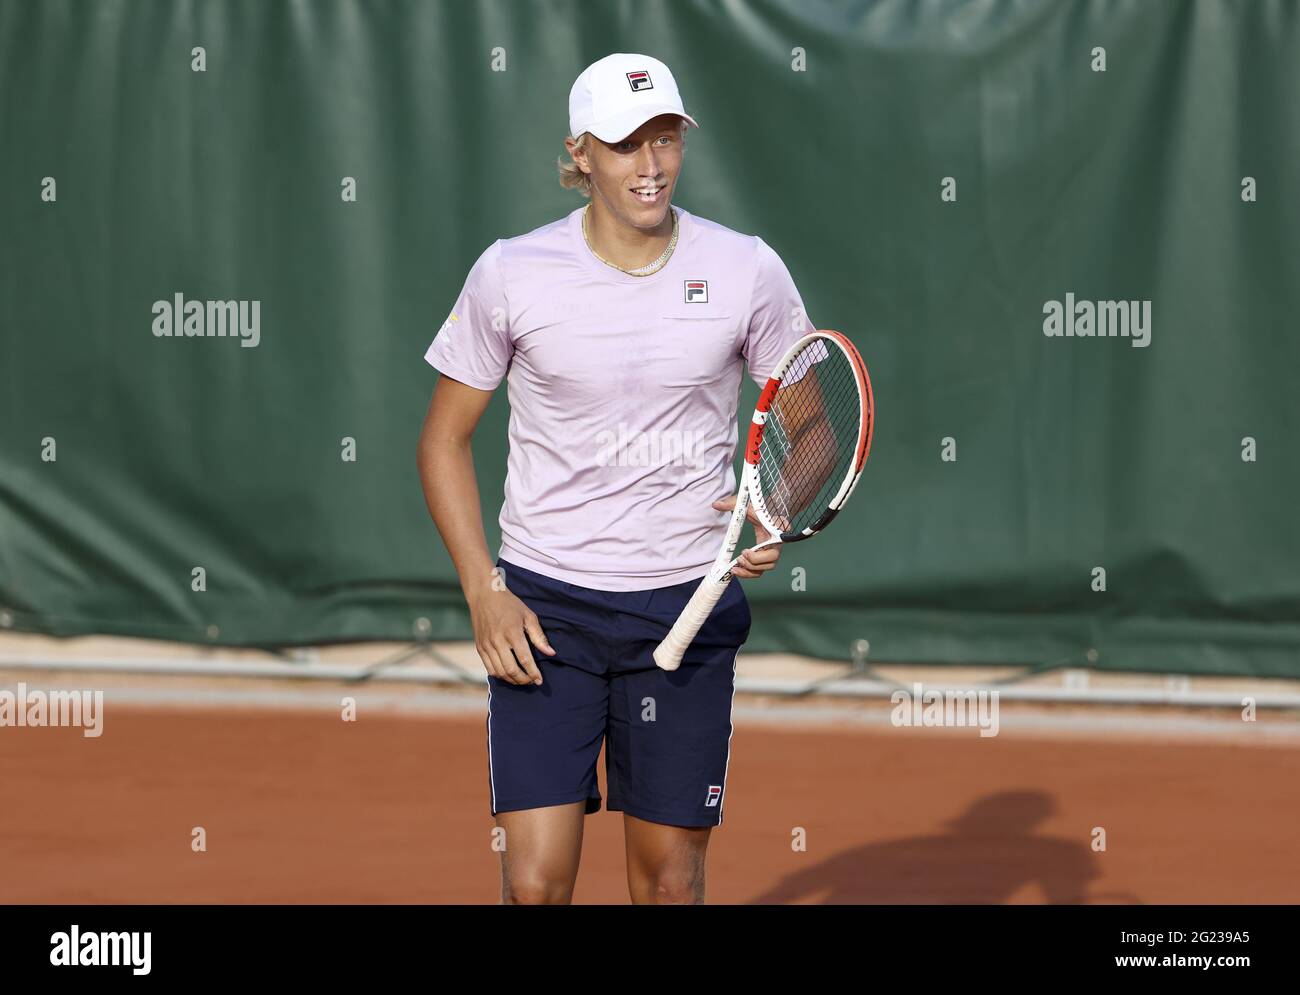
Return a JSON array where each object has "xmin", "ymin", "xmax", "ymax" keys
[{"xmin": 653, "ymin": 309, "xmax": 740, "ymax": 389}]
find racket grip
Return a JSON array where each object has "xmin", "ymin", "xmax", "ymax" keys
[{"xmin": 653, "ymin": 571, "xmax": 733, "ymax": 671}]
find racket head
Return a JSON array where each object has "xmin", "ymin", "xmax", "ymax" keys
[{"xmin": 743, "ymin": 329, "xmax": 873, "ymax": 542}]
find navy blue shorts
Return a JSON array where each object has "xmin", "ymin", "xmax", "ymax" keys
[{"xmin": 485, "ymin": 558, "xmax": 752, "ymax": 829}]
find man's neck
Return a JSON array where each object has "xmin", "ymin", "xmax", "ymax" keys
[{"xmin": 584, "ymin": 198, "xmax": 675, "ymax": 271}]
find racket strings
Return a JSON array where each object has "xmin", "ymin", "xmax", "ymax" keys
[{"xmin": 757, "ymin": 343, "xmax": 863, "ymax": 534}]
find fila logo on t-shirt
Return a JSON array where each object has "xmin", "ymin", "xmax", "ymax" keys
[
  {"xmin": 626, "ymin": 70, "xmax": 653, "ymax": 92},
  {"xmin": 705, "ymin": 785, "xmax": 722, "ymax": 807},
  {"xmin": 684, "ymin": 280, "xmax": 709, "ymax": 304}
]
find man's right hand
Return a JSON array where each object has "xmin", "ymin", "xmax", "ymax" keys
[{"xmin": 467, "ymin": 584, "xmax": 556, "ymax": 686}]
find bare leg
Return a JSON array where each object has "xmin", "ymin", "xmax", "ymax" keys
[
  {"xmin": 623, "ymin": 813, "xmax": 712, "ymax": 905},
  {"xmin": 496, "ymin": 801, "xmax": 587, "ymax": 904}
]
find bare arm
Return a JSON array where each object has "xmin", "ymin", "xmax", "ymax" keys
[
  {"xmin": 416, "ymin": 374, "xmax": 554, "ymax": 685},
  {"xmin": 770, "ymin": 370, "xmax": 838, "ymax": 517},
  {"xmin": 720, "ymin": 370, "xmax": 832, "ymax": 580}
]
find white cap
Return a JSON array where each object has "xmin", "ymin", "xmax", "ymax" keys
[{"xmin": 568, "ymin": 53, "xmax": 700, "ymax": 143}]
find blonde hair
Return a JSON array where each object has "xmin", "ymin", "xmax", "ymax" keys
[
  {"xmin": 557, "ymin": 120, "xmax": 689, "ymax": 198},
  {"xmin": 558, "ymin": 132, "xmax": 595, "ymax": 197}
]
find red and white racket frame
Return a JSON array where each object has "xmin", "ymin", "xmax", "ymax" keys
[{"xmin": 654, "ymin": 329, "xmax": 874, "ymax": 671}]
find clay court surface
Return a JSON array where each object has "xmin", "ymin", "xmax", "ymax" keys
[{"xmin": 3, "ymin": 673, "xmax": 1298, "ymax": 904}]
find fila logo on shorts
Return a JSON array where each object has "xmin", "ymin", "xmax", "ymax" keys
[
  {"xmin": 684, "ymin": 280, "xmax": 709, "ymax": 304},
  {"xmin": 626, "ymin": 70, "xmax": 653, "ymax": 92},
  {"xmin": 705, "ymin": 785, "xmax": 722, "ymax": 807}
]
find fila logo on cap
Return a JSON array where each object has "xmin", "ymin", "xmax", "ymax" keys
[
  {"xmin": 626, "ymin": 70, "xmax": 654, "ymax": 92},
  {"xmin": 684, "ymin": 280, "xmax": 709, "ymax": 304},
  {"xmin": 705, "ymin": 785, "xmax": 722, "ymax": 807}
]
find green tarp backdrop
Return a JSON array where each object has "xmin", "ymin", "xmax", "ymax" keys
[{"xmin": 1, "ymin": 0, "xmax": 1297, "ymax": 675}]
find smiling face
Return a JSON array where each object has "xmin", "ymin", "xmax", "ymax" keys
[{"xmin": 568, "ymin": 113, "xmax": 687, "ymax": 232}]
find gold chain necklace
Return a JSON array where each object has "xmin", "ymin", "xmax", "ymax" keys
[{"xmin": 582, "ymin": 203, "xmax": 679, "ymax": 276}]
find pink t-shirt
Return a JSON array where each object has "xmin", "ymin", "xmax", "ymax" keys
[{"xmin": 424, "ymin": 204, "xmax": 815, "ymax": 591}]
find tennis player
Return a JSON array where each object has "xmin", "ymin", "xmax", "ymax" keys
[{"xmin": 417, "ymin": 53, "xmax": 816, "ymax": 904}]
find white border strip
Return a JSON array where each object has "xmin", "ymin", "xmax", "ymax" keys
[{"xmin": 1, "ymin": 655, "xmax": 1299, "ymax": 709}]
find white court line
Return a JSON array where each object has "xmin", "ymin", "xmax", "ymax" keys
[
  {"xmin": 3, "ymin": 655, "xmax": 1300, "ymax": 709},
  {"xmin": 14, "ymin": 682, "xmax": 1295, "ymax": 745}
]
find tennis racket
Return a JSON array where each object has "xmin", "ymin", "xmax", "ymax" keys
[{"xmin": 654, "ymin": 329, "xmax": 874, "ymax": 671}]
